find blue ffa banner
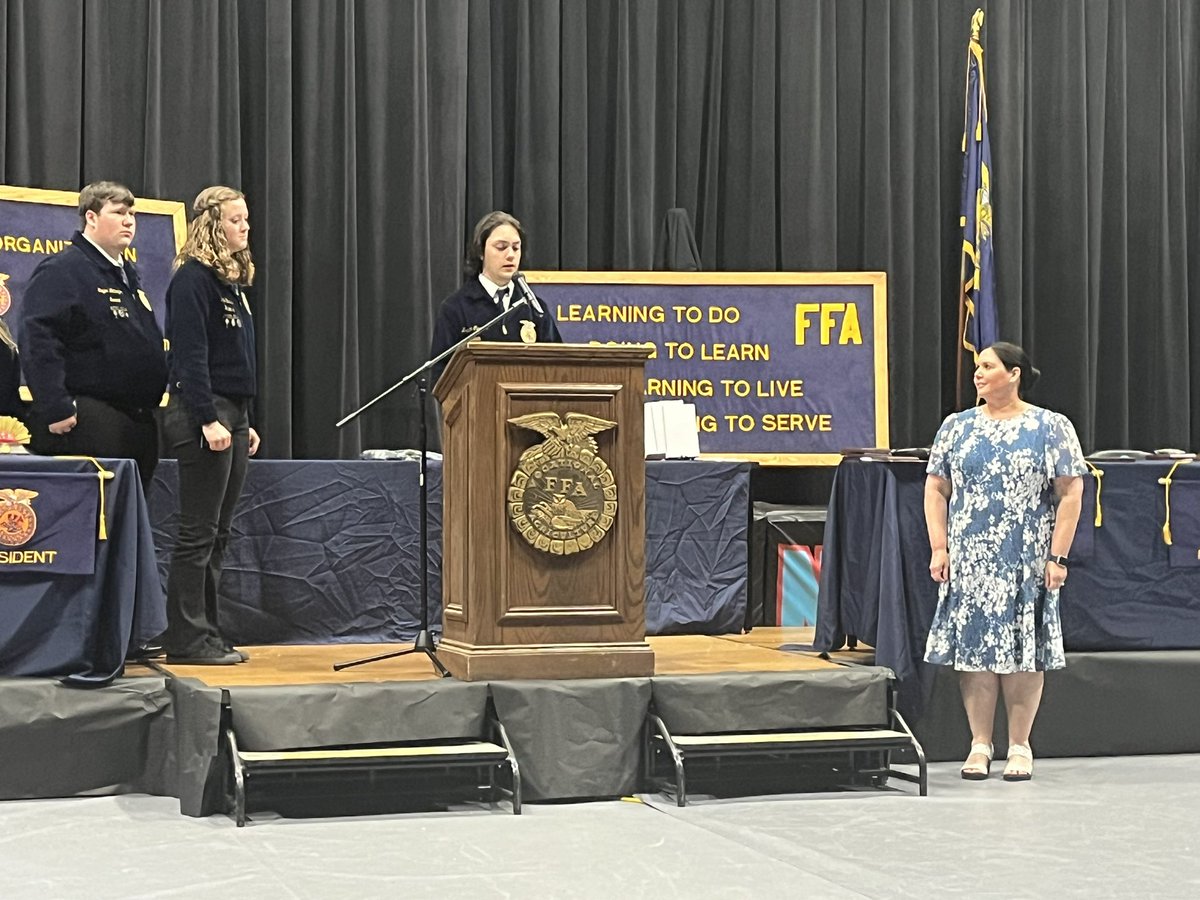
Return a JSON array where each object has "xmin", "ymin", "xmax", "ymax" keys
[
  {"xmin": 0, "ymin": 185, "xmax": 186, "ymax": 341},
  {"xmin": 0, "ymin": 471, "xmax": 100, "ymax": 574},
  {"xmin": 529, "ymin": 272, "xmax": 889, "ymax": 464},
  {"xmin": 959, "ymin": 9, "xmax": 998, "ymax": 357}
]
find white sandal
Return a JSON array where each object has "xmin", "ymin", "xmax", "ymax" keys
[
  {"xmin": 960, "ymin": 742, "xmax": 993, "ymax": 780},
  {"xmin": 1004, "ymin": 743, "xmax": 1034, "ymax": 781}
]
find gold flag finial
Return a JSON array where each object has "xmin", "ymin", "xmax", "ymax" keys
[{"xmin": 971, "ymin": 9, "xmax": 985, "ymax": 42}]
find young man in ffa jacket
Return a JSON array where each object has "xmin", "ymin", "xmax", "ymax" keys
[
  {"xmin": 18, "ymin": 181, "xmax": 168, "ymax": 493},
  {"xmin": 429, "ymin": 210, "xmax": 562, "ymax": 386}
]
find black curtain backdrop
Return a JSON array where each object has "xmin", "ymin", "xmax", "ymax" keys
[{"xmin": 1, "ymin": 0, "xmax": 1197, "ymax": 457}]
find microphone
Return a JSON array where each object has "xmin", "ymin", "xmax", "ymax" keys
[{"xmin": 513, "ymin": 273, "xmax": 544, "ymax": 314}]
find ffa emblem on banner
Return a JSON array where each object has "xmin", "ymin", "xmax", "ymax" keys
[
  {"xmin": 0, "ymin": 272, "xmax": 11, "ymax": 315},
  {"xmin": 0, "ymin": 488, "xmax": 38, "ymax": 547},
  {"xmin": 507, "ymin": 412, "xmax": 618, "ymax": 556},
  {"xmin": 0, "ymin": 471, "xmax": 100, "ymax": 572},
  {"xmin": 519, "ymin": 320, "xmax": 537, "ymax": 344}
]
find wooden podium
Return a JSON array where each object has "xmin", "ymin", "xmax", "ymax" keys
[{"xmin": 433, "ymin": 342, "xmax": 655, "ymax": 681}]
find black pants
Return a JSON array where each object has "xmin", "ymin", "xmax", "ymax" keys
[
  {"xmin": 161, "ymin": 394, "xmax": 250, "ymax": 657},
  {"xmin": 29, "ymin": 395, "xmax": 160, "ymax": 495}
]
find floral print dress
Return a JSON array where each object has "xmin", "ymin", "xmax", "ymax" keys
[{"xmin": 923, "ymin": 406, "xmax": 1087, "ymax": 672}]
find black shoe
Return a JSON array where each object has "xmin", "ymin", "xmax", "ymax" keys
[
  {"xmin": 126, "ymin": 637, "xmax": 166, "ymax": 661},
  {"xmin": 217, "ymin": 637, "xmax": 250, "ymax": 662},
  {"xmin": 165, "ymin": 648, "xmax": 244, "ymax": 666}
]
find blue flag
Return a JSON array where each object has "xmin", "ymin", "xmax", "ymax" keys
[{"xmin": 960, "ymin": 9, "xmax": 998, "ymax": 358}]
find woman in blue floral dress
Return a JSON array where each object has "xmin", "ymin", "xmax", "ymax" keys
[{"xmin": 924, "ymin": 342, "xmax": 1086, "ymax": 781}]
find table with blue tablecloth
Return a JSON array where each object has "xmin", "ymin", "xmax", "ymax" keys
[
  {"xmin": 815, "ymin": 458, "xmax": 1200, "ymax": 717},
  {"xmin": 0, "ymin": 455, "xmax": 165, "ymax": 684},
  {"xmin": 148, "ymin": 458, "xmax": 751, "ymax": 643}
]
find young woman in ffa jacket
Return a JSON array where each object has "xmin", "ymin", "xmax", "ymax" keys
[{"xmin": 160, "ymin": 186, "xmax": 260, "ymax": 665}]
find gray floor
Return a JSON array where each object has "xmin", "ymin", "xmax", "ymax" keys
[{"xmin": 2, "ymin": 756, "xmax": 1197, "ymax": 899}]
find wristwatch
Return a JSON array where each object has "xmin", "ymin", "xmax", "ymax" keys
[{"xmin": 1047, "ymin": 555, "xmax": 1070, "ymax": 568}]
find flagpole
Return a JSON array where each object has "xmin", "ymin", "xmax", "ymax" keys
[
  {"xmin": 955, "ymin": 13, "xmax": 975, "ymax": 412},
  {"xmin": 956, "ymin": 265, "xmax": 967, "ymax": 410}
]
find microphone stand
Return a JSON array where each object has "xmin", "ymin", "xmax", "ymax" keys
[{"xmin": 332, "ymin": 295, "xmax": 530, "ymax": 674}]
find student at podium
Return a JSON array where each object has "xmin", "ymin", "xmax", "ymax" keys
[{"xmin": 430, "ymin": 210, "xmax": 562, "ymax": 385}]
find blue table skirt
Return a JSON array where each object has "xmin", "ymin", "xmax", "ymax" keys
[
  {"xmin": 148, "ymin": 458, "xmax": 750, "ymax": 644},
  {"xmin": 815, "ymin": 458, "xmax": 1200, "ymax": 716}
]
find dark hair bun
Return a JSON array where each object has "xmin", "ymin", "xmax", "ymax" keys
[{"xmin": 986, "ymin": 341, "xmax": 1039, "ymax": 398}]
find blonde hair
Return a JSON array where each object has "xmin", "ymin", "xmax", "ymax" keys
[
  {"xmin": 0, "ymin": 317, "xmax": 15, "ymax": 353},
  {"xmin": 174, "ymin": 186, "xmax": 255, "ymax": 285}
]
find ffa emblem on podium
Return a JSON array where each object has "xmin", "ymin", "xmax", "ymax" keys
[
  {"xmin": 507, "ymin": 412, "xmax": 618, "ymax": 555},
  {"xmin": 0, "ymin": 488, "xmax": 39, "ymax": 547}
]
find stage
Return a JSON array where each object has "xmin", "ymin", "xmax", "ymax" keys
[
  {"xmin": 3, "ymin": 628, "xmax": 1200, "ymax": 821},
  {"xmin": 147, "ymin": 631, "xmax": 838, "ymax": 686},
  {"xmin": 0, "ymin": 631, "xmax": 897, "ymax": 815}
]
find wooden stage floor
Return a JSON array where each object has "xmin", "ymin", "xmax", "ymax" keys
[{"xmin": 132, "ymin": 628, "xmax": 862, "ymax": 687}]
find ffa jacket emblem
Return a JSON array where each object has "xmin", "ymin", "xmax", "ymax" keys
[
  {"xmin": 519, "ymin": 320, "xmax": 537, "ymax": 344},
  {"xmin": 0, "ymin": 272, "xmax": 11, "ymax": 315},
  {"xmin": 507, "ymin": 412, "xmax": 618, "ymax": 555},
  {"xmin": 0, "ymin": 488, "xmax": 39, "ymax": 547}
]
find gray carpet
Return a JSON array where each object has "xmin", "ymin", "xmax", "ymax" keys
[{"xmin": 2, "ymin": 756, "xmax": 1197, "ymax": 899}]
